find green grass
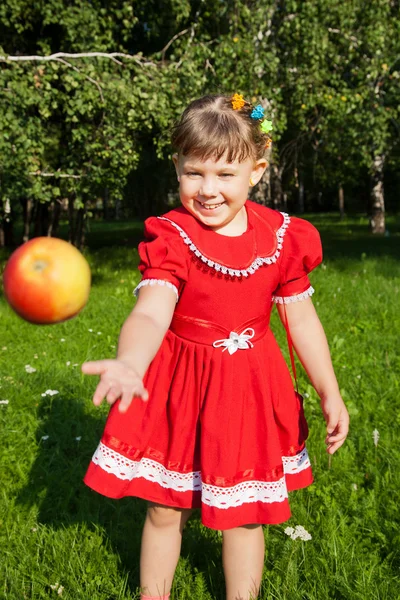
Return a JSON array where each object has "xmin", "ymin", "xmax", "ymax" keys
[{"xmin": 1, "ymin": 213, "xmax": 400, "ymax": 599}]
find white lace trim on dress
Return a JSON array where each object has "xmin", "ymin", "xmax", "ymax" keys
[
  {"xmin": 133, "ymin": 278, "xmax": 179, "ymax": 301},
  {"xmin": 282, "ymin": 447, "xmax": 311, "ymax": 474},
  {"xmin": 272, "ymin": 286, "xmax": 315, "ymax": 304},
  {"xmin": 91, "ymin": 443, "xmax": 310, "ymax": 508},
  {"xmin": 157, "ymin": 212, "xmax": 291, "ymax": 278}
]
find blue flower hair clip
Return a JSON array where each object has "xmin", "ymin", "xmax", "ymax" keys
[{"xmin": 250, "ymin": 105, "xmax": 265, "ymax": 120}]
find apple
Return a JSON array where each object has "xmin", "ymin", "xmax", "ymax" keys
[{"xmin": 3, "ymin": 237, "xmax": 91, "ymax": 324}]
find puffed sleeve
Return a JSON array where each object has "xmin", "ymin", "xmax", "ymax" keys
[
  {"xmin": 272, "ymin": 217, "xmax": 323, "ymax": 304},
  {"xmin": 133, "ymin": 217, "xmax": 189, "ymax": 302}
]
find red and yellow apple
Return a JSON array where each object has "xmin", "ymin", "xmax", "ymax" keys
[{"xmin": 3, "ymin": 237, "xmax": 91, "ymax": 324}]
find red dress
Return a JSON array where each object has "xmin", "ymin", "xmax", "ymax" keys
[{"xmin": 84, "ymin": 200, "xmax": 322, "ymax": 530}]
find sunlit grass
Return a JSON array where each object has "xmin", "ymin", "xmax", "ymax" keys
[{"xmin": 1, "ymin": 214, "xmax": 399, "ymax": 599}]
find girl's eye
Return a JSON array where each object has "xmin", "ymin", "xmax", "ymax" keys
[
  {"xmin": 186, "ymin": 172, "xmax": 201, "ymax": 177},
  {"xmin": 220, "ymin": 173, "xmax": 234, "ymax": 178}
]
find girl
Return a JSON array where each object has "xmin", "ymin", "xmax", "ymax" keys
[{"xmin": 82, "ymin": 94, "xmax": 349, "ymax": 600}]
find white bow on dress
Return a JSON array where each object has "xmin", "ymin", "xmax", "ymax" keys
[{"xmin": 212, "ymin": 328, "xmax": 255, "ymax": 355}]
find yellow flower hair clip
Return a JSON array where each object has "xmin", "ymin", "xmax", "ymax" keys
[{"xmin": 231, "ymin": 93, "xmax": 245, "ymax": 110}]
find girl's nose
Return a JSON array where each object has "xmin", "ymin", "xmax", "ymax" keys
[{"xmin": 200, "ymin": 177, "xmax": 218, "ymax": 198}]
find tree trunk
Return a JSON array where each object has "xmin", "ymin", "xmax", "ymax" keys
[
  {"xmin": 250, "ymin": 164, "xmax": 271, "ymax": 206},
  {"xmin": 1, "ymin": 197, "xmax": 14, "ymax": 247},
  {"xmin": 282, "ymin": 191, "xmax": 287, "ymax": 211},
  {"xmin": 298, "ymin": 172, "xmax": 304, "ymax": 213},
  {"xmin": 103, "ymin": 187, "xmax": 109, "ymax": 220},
  {"xmin": 75, "ymin": 207, "xmax": 85, "ymax": 249},
  {"xmin": 52, "ymin": 200, "xmax": 61, "ymax": 237},
  {"xmin": 47, "ymin": 200, "xmax": 61, "ymax": 237},
  {"xmin": 338, "ymin": 184, "xmax": 345, "ymax": 220},
  {"xmin": 271, "ymin": 163, "xmax": 283, "ymax": 210},
  {"xmin": 34, "ymin": 202, "xmax": 49, "ymax": 237},
  {"xmin": 370, "ymin": 154, "xmax": 385, "ymax": 234},
  {"xmin": 21, "ymin": 198, "xmax": 33, "ymax": 242},
  {"xmin": 68, "ymin": 197, "xmax": 75, "ymax": 244},
  {"xmin": 1, "ymin": 218, "xmax": 14, "ymax": 247}
]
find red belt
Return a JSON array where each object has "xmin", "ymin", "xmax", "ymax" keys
[{"xmin": 170, "ymin": 313, "xmax": 270, "ymax": 351}]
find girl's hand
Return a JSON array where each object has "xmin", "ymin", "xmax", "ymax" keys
[
  {"xmin": 320, "ymin": 395, "xmax": 349, "ymax": 454},
  {"xmin": 81, "ymin": 359, "xmax": 149, "ymax": 413}
]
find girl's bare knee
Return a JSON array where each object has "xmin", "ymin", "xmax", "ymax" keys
[
  {"xmin": 222, "ymin": 523, "xmax": 261, "ymax": 539},
  {"xmin": 147, "ymin": 502, "xmax": 193, "ymax": 530}
]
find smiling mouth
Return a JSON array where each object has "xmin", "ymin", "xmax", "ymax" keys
[{"xmin": 197, "ymin": 201, "xmax": 225, "ymax": 210}]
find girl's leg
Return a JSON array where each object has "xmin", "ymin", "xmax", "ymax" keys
[
  {"xmin": 140, "ymin": 502, "xmax": 193, "ymax": 598},
  {"xmin": 222, "ymin": 524, "xmax": 265, "ymax": 600}
]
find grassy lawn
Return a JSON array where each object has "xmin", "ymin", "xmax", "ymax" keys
[{"xmin": 1, "ymin": 213, "xmax": 399, "ymax": 599}]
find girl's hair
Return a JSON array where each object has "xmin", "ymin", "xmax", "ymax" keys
[{"xmin": 171, "ymin": 94, "xmax": 269, "ymax": 163}]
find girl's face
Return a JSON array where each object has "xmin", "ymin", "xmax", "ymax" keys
[{"xmin": 173, "ymin": 153, "xmax": 267, "ymax": 235}]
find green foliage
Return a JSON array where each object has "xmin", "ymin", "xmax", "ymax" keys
[{"xmin": 0, "ymin": 0, "xmax": 399, "ymax": 241}]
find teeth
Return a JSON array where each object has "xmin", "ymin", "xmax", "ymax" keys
[{"xmin": 200, "ymin": 202, "xmax": 223, "ymax": 210}]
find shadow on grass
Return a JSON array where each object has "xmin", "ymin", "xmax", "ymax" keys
[
  {"xmin": 16, "ymin": 394, "xmax": 224, "ymax": 598},
  {"xmin": 306, "ymin": 213, "xmax": 400, "ymax": 264}
]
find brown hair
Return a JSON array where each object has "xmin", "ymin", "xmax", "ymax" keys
[{"xmin": 171, "ymin": 94, "xmax": 270, "ymax": 163}]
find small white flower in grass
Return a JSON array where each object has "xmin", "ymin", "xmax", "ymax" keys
[
  {"xmin": 97, "ymin": 332, "xmax": 102, "ymax": 335},
  {"xmin": 0, "ymin": 400, "xmax": 9, "ymax": 405},
  {"xmin": 60, "ymin": 338, "xmax": 65, "ymax": 342},
  {"xmin": 352, "ymin": 483, "xmax": 358, "ymax": 491},
  {"xmin": 2, "ymin": 347, "xmax": 7, "ymax": 350},
  {"xmin": 34, "ymin": 354, "xmax": 38, "ymax": 359},
  {"xmin": 337, "ymin": 287, "xmax": 341, "ymax": 292},
  {"xmin": 31, "ymin": 527, "xmax": 38, "ymax": 532},
  {"xmin": 25, "ymin": 365, "xmax": 36, "ymax": 373},
  {"xmin": 356, "ymin": 375, "xmax": 361, "ymax": 379},
  {"xmin": 88, "ymin": 329, "xmax": 93, "ymax": 332},
  {"xmin": 294, "ymin": 525, "xmax": 312, "ymax": 541},
  {"xmin": 66, "ymin": 361, "xmax": 71, "ymax": 366},
  {"xmin": 41, "ymin": 435, "xmax": 49, "ymax": 441},
  {"xmin": 41, "ymin": 390, "xmax": 59, "ymax": 397},
  {"xmin": 304, "ymin": 393, "xmax": 309, "ymax": 398},
  {"xmin": 75, "ymin": 436, "xmax": 82, "ymax": 442},
  {"xmin": 72, "ymin": 363, "xmax": 78, "ymax": 367},
  {"xmin": 284, "ymin": 525, "xmax": 312, "ymax": 541},
  {"xmin": 372, "ymin": 429, "xmax": 380, "ymax": 447},
  {"xmin": 50, "ymin": 583, "xmax": 64, "ymax": 595}
]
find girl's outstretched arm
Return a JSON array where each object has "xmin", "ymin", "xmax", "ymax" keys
[
  {"xmin": 82, "ymin": 285, "xmax": 176, "ymax": 413},
  {"xmin": 276, "ymin": 299, "xmax": 349, "ymax": 454}
]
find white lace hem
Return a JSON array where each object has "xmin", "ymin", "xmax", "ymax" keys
[
  {"xmin": 133, "ymin": 278, "xmax": 179, "ymax": 301},
  {"xmin": 282, "ymin": 447, "xmax": 311, "ymax": 474},
  {"xmin": 91, "ymin": 443, "xmax": 310, "ymax": 509},
  {"xmin": 157, "ymin": 212, "xmax": 290, "ymax": 278},
  {"xmin": 272, "ymin": 286, "xmax": 315, "ymax": 304}
]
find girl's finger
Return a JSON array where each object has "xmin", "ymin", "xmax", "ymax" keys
[
  {"xmin": 325, "ymin": 431, "xmax": 344, "ymax": 444},
  {"xmin": 131, "ymin": 383, "xmax": 148, "ymax": 401},
  {"xmin": 82, "ymin": 360, "xmax": 110, "ymax": 376},
  {"xmin": 327, "ymin": 438, "xmax": 346, "ymax": 454},
  {"xmin": 106, "ymin": 385, "xmax": 122, "ymax": 404},
  {"xmin": 117, "ymin": 384, "xmax": 148, "ymax": 413},
  {"xmin": 92, "ymin": 380, "xmax": 113, "ymax": 406},
  {"xmin": 118, "ymin": 389, "xmax": 134, "ymax": 413}
]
